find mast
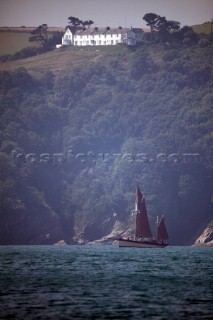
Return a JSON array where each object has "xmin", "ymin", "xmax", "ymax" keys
[
  {"xmin": 155, "ymin": 216, "xmax": 159, "ymax": 240},
  {"xmin": 157, "ymin": 216, "xmax": 169, "ymax": 241},
  {"xmin": 135, "ymin": 183, "xmax": 152, "ymax": 239}
]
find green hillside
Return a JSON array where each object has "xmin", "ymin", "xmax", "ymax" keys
[
  {"xmin": 0, "ymin": 42, "xmax": 213, "ymax": 245},
  {"xmin": 0, "ymin": 46, "xmax": 128, "ymax": 76},
  {"xmin": 192, "ymin": 21, "xmax": 212, "ymax": 34}
]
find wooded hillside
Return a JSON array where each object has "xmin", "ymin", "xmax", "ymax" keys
[{"xmin": 0, "ymin": 42, "xmax": 212, "ymax": 245}]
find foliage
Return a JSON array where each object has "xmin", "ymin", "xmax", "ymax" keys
[
  {"xmin": 143, "ymin": 13, "xmax": 159, "ymax": 32},
  {"xmin": 29, "ymin": 24, "xmax": 49, "ymax": 46},
  {"xmin": 143, "ymin": 13, "xmax": 180, "ymax": 43},
  {"xmin": 28, "ymin": 24, "xmax": 63, "ymax": 50},
  {"xmin": 67, "ymin": 16, "xmax": 94, "ymax": 34},
  {"xmin": 198, "ymin": 37, "xmax": 210, "ymax": 47},
  {"xmin": 142, "ymin": 14, "xmax": 213, "ymax": 47}
]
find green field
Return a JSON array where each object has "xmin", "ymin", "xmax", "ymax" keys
[
  {"xmin": 192, "ymin": 21, "xmax": 212, "ymax": 34},
  {"xmin": 0, "ymin": 32, "xmax": 35, "ymax": 55}
]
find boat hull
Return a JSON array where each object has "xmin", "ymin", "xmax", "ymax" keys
[{"xmin": 118, "ymin": 238, "xmax": 167, "ymax": 248}]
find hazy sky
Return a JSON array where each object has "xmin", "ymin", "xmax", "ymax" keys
[{"xmin": 0, "ymin": 0, "xmax": 213, "ymax": 28}]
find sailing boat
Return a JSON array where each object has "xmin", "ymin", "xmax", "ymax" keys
[{"xmin": 118, "ymin": 183, "xmax": 169, "ymax": 248}]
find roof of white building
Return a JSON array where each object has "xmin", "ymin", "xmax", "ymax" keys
[{"xmin": 65, "ymin": 26, "xmax": 144, "ymax": 36}]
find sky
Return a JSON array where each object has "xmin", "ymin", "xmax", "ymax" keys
[{"xmin": 0, "ymin": 0, "xmax": 213, "ymax": 29}]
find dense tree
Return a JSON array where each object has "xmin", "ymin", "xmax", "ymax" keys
[
  {"xmin": 143, "ymin": 13, "xmax": 159, "ymax": 32},
  {"xmin": 29, "ymin": 24, "xmax": 63, "ymax": 50},
  {"xmin": 157, "ymin": 18, "xmax": 180, "ymax": 42},
  {"xmin": 67, "ymin": 16, "xmax": 94, "ymax": 34},
  {"xmin": 143, "ymin": 13, "xmax": 180, "ymax": 43},
  {"xmin": 29, "ymin": 24, "xmax": 49, "ymax": 46},
  {"xmin": 166, "ymin": 20, "xmax": 181, "ymax": 32}
]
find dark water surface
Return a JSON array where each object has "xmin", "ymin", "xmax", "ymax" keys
[{"xmin": 0, "ymin": 245, "xmax": 212, "ymax": 319}]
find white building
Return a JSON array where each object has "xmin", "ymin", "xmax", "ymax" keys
[{"xmin": 56, "ymin": 26, "xmax": 144, "ymax": 48}]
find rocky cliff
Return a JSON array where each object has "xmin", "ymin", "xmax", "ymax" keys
[{"xmin": 194, "ymin": 220, "xmax": 213, "ymax": 246}]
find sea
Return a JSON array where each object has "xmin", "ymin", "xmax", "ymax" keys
[{"xmin": 0, "ymin": 245, "xmax": 212, "ymax": 320}]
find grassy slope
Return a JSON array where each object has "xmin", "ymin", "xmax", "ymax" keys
[
  {"xmin": 192, "ymin": 21, "xmax": 212, "ymax": 34},
  {"xmin": 0, "ymin": 45, "xmax": 133, "ymax": 77}
]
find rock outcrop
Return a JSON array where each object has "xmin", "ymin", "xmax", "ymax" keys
[
  {"xmin": 194, "ymin": 220, "xmax": 213, "ymax": 246},
  {"xmin": 87, "ymin": 219, "xmax": 134, "ymax": 245},
  {"xmin": 54, "ymin": 240, "xmax": 67, "ymax": 246}
]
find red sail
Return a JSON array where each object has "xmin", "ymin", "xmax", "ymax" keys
[
  {"xmin": 136, "ymin": 183, "xmax": 143, "ymax": 204},
  {"xmin": 157, "ymin": 216, "xmax": 169, "ymax": 240},
  {"xmin": 135, "ymin": 185, "xmax": 152, "ymax": 239}
]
